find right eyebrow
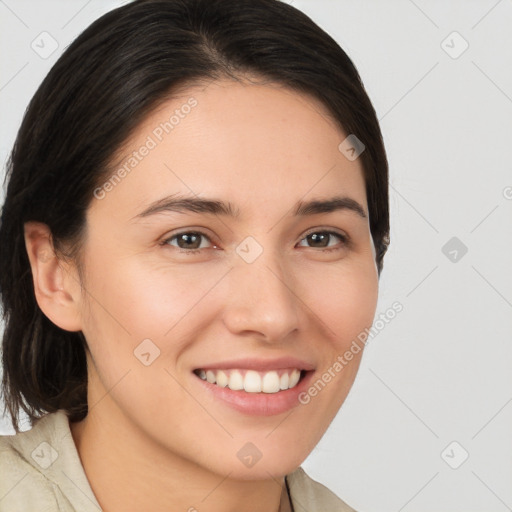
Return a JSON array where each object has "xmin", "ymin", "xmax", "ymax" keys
[{"xmin": 133, "ymin": 195, "xmax": 240, "ymax": 220}]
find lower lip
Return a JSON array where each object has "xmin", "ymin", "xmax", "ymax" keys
[{"xmin": 192, "ymin": 370, "xmax": 315, "ymax": 416}]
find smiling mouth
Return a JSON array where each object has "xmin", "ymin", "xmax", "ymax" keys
[{"xmin": 193, "ymin": 368, "xmax": 307, "ymax": 393}]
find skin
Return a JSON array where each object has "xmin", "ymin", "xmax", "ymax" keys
[{"xmin": 24, "ymin": 78, "xmax": 379, "ymax": 512}]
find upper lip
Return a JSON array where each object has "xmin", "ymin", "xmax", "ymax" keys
[{"xmin": 194, "ymin": 356, "xmax": 315, "ymax": 372}]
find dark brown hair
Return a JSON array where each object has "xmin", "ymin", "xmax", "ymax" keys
[{"xmin": 0, "ymin": 0, "xmax": 389, "ymax": 431}]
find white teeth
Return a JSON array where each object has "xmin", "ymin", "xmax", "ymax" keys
[
  {"xmin": 216, "ymin": 370, "xmax": 229, "ymax": 388},
  {"xmin": 262, "ymin": 371, "xmax": 280, "ymax": 393},
  {"xmin": 244, "ymin": 370, "xmax": 262, "ymax": 393},
  {"xmin": 279, "ymin": 372, "xmax": 289, "ymax": 390},
  {"xmin": 229, "ymin": 370, "xmax": 244, "ymax": 391},
  {"xmin": 289, "ymin": 369, "xmax": 301, "ymax": 388},
  {"xmin": 196, "ymin": 368, "xmax": 304, "ymax": 393}
]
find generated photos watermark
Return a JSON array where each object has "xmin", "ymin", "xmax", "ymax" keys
[
  {"xmin": 93, "ymin": 97, "xmax": 198, "ymax": 200},
  {"xmin": 298, "ymin": 301, "xmax": 403, "ymax": 405}
]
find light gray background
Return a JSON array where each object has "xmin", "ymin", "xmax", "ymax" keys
[{"xmin": 1, "ymin": 1, "xmax": 511, "ymax": 511}]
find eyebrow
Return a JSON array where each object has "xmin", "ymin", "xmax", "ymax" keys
[{"xmin": 134, "ymin": 194, "xmax": 367, "ymax": 220}]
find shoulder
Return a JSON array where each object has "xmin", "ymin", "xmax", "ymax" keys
[
  {"xmin": 286, "ymin": 466, "xmax": 357, "ymax": 512},
  {"xmin": 0, "ymin": 411, "xmax": 100, "ymax": 512}
]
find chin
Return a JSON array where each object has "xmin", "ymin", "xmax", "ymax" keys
[{"xmin": 223, "ymin": 458, "xmax": 304, "ymax": 481}]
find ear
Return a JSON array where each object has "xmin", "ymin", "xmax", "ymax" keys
[{"xmin": 24, "ymin": 221, "xmax": 83, "ymax": 332}]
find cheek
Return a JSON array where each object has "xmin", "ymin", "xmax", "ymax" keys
[
  {"xmin": 78, "ymin": 255, "xmax": 226, "ymax": 423},
  {"xmin": 291, "ymin": 261, "xmax": 377, "ymax": 443},
  {"xmin": 303, "ymin": 257, "xmax": 379, "ymax": 349},
  {"xmin": 78, "ymin": 253, "xmax": 227, "ymax": 364},
  {"xmin": 82, "ymin": 250, "xmax": 190, "ymax": 327}
]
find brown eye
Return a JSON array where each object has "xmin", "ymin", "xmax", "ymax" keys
[
  {"xmin": 164, "ymin": 231, "xmax": 212, "ymax": 251},
  {"xmin": 297, "ymin": 231, "xmax": 347, "ymax": 250}
]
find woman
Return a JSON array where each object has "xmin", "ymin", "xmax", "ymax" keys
[{"xmin": 0, "ymin": 0, "xmax": 389, "ymax": 510}]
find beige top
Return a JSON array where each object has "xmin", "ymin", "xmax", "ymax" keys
[{"xmin": 0, "ymin": 411, "xmax": 355, "ymax": 511}]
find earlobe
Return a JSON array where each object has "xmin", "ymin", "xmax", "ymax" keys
[{"xmin": 24, "ymin": 221, "xmax": 82, "ymax": 332}]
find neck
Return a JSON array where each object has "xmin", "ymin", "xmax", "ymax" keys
[{"xmin": 70, "ymin": 402, "xmax": 288, "ymax": 512}]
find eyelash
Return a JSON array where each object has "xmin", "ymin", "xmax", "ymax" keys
[{"xmin": 160, "ymin": 229, "xmax": 349, "ymax": 254}]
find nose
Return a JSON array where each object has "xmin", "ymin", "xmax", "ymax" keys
[{"xmin": 221, "ymin": 253, "xmax": 301, "ymax": 343}]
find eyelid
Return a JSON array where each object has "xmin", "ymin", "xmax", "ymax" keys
[{"xmin": 300, "ymin": 226, "xmax": 348, "ymax": 240}]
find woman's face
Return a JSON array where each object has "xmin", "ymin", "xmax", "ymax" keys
[{"xmin": 76, "ymin": 78, "xmax": 379, "ymax": 478}]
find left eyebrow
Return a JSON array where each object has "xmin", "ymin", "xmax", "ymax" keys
[
  {"xmin": 293, "ymin": 196, "xmax": 367, "ymax": 219},
  {"xmin": 133, "ymin": 194, "xmax": 367, "ymax": 220}
]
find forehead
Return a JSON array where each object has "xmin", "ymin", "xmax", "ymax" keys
[{"xmin": 92, "ymin": 78, "xmax": 367, "ymax": 221}]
